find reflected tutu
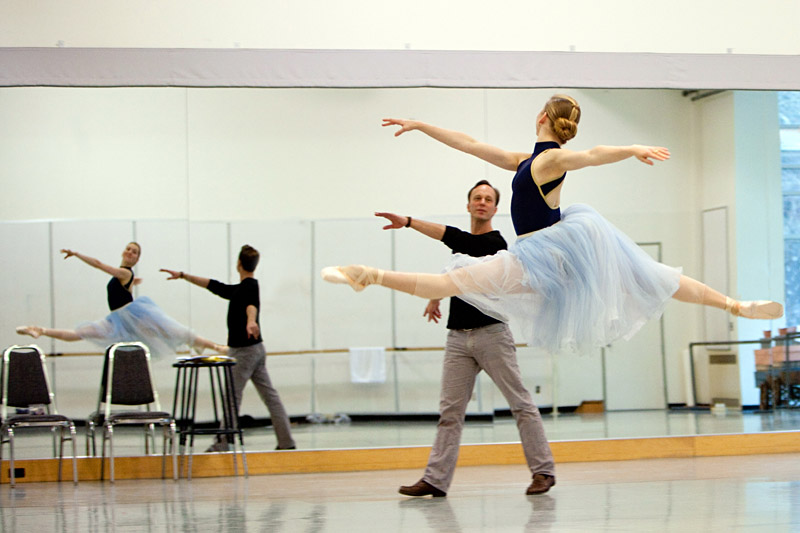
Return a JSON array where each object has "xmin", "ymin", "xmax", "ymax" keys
[
  {"xmin": 76, "ymin": 296, "xmax": 197, "ymax": 359},
  {"xmin": 444, "ymin": 204, "xmax": 682, "ymax": 355}
]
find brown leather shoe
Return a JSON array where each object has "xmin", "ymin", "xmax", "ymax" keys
[
  {"xmin": 526, "ymin": 473, "xmax": 556, "ymax": 495},
  {"xmin": 398, "ymin": 479, "xmax": 447, "ymax": 498}
]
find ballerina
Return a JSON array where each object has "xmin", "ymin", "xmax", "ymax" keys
[
  {"xmin": 16, "ymin": 242, "xmax": 226, "ymax": 358},
  {"xmin": 322, "ymin": 94, "xmax": 783, "ymax": 355}
]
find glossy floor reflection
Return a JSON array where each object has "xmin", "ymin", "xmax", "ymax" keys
[
  {"xmin": 2, "ymin": 454, "xmax": 799, "ymax": 532},
  {"xmin": 12, "ymin": 408, "xmax": 800, "ymax": 459}
]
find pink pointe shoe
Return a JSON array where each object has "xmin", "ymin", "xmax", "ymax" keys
[
  {"xmin": 16, "ymin": 326, "xmax": 43, "ymax": 338},
  {"xmin": 320, "ymin": 265, "xmax": 383, "ymax": 292},
  {"xmin": 725, "ymin": 298, "xmax": 784, "ymax": 320}
]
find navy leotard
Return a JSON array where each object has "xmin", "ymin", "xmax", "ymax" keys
[{"xmin": 510, "ymin": 141, "xmax": 565, "ymax": 236}]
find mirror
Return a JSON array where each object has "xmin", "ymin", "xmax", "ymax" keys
[{"xmin": 0, "ymin": 86, "xmax": 790, "ymax": 458}]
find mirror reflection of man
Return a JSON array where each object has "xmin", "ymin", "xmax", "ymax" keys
[
  {"xmin": 162, "ymin": 245, "xmax": 296, "ymax": 452},
  {"xmin": 376, "ymin": 180, "xmax": 555, "ymax": 497}
]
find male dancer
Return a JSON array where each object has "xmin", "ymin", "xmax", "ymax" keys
[
  {"xmin": 161, "ymin": 245, "xmax": 296, "ymax": 451},
  {"xmin": 377, "ymin": 180, "xmax": 555, "ymax": 497}
]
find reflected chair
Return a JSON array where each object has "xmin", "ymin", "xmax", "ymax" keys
[
  {"xmin": 87, "ymin": 342, "xmax": 177, "ymax": 482},
  {"xmin": 0, "ymin": 344, "xmax": 78, "ymax": 487}
]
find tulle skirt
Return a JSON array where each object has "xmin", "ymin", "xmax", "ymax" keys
[
  {"xmin": 444, "ymin": 204, "xmax": 682, "ymax": 355},
  {"xmin": 76, "ymin": 296, "xmax": 197, "ymax": 359}
]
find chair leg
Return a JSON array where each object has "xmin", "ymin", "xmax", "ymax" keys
[
  {"xmin": 86, "ymin": 421, "xmax": 95, "ymax": 457},
  {"xmin": 108, "ymin": 425, "xmax": 115, "ymax": 483},
  {"xmin": 161, "ymin": 424, "xmax": 167, "ymax": 479},
  {"xmin": 51, "ymin": 426, "xmax": 58, "ymax": 458},
  {"xmin": 69, "ymin": 423, "xmax": 78, "ymax": 485},
  {"xmin": 100, "ymin": 425, "xmax": 107, "ymax": 481},
  {"xmin": 0, "ymin": 426, "xmax": 5, "ymax": 466},
  {"xmin": 187, "ymin": 433, "xmax": 195, "ymax": 481},
  {"xmin": 231, "ymin": 440, "xmax": 238, "ymax": 477},
  {"xmin": 150, "ymin": 423, "xmax": 157, "ymax": 455},
  {"xmin": 144, "ymin": 423, "xmax": 154, "ymax": 455},
  {"xmin": 57, "ymin": 426, "xmax": 64, "ymax": 482},
  {"xmin": 170, "ymin": 422, "xmax": 178, "ymax": 481},
  {"xmin": 238, "ymin": 434, "xmax": 249, "ymax": 478},
  {"xmin": 8, "ymin": 428, "xmax": 16, "ymax": 488}
]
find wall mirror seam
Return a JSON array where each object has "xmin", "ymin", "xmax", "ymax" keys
[{"xmin": 2, "ymin": 57, "xmax": 799, "ymax": 459}]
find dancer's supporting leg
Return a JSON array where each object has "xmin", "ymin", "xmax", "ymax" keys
[{"xmin": 672, "ymin": 275, "xmax": 783, "ymax": 319}]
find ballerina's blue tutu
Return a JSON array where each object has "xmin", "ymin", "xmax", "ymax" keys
[
  {"xmin": 76, "ymin": 296, "xmax": 197, "ymax": 359},
  {"xmin": 444, "ymin": 204, "xmax": 682, "ymax": 355}
]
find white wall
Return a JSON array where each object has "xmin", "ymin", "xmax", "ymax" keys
[
  {"xmin": 2, "ymin": 1, "xmax": 799, "ymax": 55},
  {"xmin": 1, "ymin": 87, "xmax": 697, "ymax": 223}
]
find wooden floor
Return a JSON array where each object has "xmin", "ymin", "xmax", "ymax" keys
[
  {"xmin": 2, "ymin": 454, "xmax": 799, "ymax": 531},
  {"xmin": 3, "ymin": 410, "xmax": 800, "ymax": 530}
]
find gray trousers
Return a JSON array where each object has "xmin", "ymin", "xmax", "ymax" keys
[
  {"xmin": 423, "ymin": 323, "xmax": 554, "ymax": 492},
  {"xmin": 228, "ymin": 343, "xmax": 295, "ymax": 449}
]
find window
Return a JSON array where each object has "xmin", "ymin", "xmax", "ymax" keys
[{"xmin": 780, "ymin": 92, "xmax": 800, "ymax": 327}]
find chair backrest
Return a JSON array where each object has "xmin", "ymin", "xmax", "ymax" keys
[
  {"xmin": 1, "ymin": 345, "xmax": 54, "ymax": 420},
  {"xmin": 100, "ymin": 342, "xmax": 162, "ymax": 417}
]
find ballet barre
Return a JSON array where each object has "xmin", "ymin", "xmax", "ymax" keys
[{"xmin": 42, "ymin": 343, "xmax": 531, "ymax": 358}]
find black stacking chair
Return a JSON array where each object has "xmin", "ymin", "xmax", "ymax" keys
[
  {"xmin": 0, "ymin": 344, "xmax": 78, "ymax": 487},
  {"xmin": 87, "ymin": 342, "xmax": 177, "ymax": 482}
]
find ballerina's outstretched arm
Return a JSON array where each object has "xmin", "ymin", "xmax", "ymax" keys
[
  {"xmin": 61, "ymin": 248, "xmax": 135, "ymax": 285},
  {"xmin": 382, "ymin": 118, "xmax": 530, "ymax": 172}
]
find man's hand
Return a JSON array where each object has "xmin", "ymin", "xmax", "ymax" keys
[
  {"xmin": 375, "ymin": 211, "xmax": 410, "ymax": 230},
  {"xmin": 246, "ymin": 321, "xmax": 260, "ymax": 339},
  {"xmin": 160, "ymin": 268, "xmax": 182, "ymax": 280},
  {"xmin": 423, "ymin": 299, "xmax": 442, "ymax": 323}
]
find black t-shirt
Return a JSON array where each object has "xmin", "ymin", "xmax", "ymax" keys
[
  {"xmin": 206, "ymin": 277, "xmax": 262, "ymax": 348},
  {"xmin": 441, "ymin": 225, "xmax": 507, "ymax": 330}
]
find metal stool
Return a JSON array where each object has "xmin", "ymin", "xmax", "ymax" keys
[{"xmin": 172, "ymin": 358, "xmax": 248, "ymax": 479}]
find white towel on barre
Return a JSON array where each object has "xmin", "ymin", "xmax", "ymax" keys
[{"xmin": 349, "ymin": 346, "xmax": 386, "ymax": 383}]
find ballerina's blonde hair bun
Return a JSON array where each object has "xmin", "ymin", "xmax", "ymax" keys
[{"xmin": 545, "ymin": 94, "xmax": 581, "ymax": 144}]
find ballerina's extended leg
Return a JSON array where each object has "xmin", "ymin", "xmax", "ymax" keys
[
  {"xmin": 16, "ymin": 325, "xmax": 82, "ymax": 341},
  {"xmin": 16, "ymin": 325, "xmax": 43, "ymax": 338},
  {"xmin": 191, "ymin": 336, "xmax": 228, "ymax": 355},
  {"xmin": 321, "ymin": 265, "xmax": 385, "ymax": 292},
  {"xmin": 321, "ymin": 265, "xmax": 461, "ymax": 299},
  {"xmin": 672, "ymin": 275, "xmax": 783, "ymax": 319}
]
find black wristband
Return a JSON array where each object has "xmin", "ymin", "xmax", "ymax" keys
[{"xmin": 405, "ymin": 216, "xmax": 412, "ymax": 228}]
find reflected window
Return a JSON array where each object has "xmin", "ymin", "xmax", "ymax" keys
[{"xmin": 781, "ymin": 92, "xmax": 800, "ymax": 326}]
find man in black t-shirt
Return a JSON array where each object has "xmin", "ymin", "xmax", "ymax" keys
[
  {"xmin": 162, "ymin": 245, "xmax": 295, "ymax": 451},
  {"xmin": 376, "ymin": 180, "xmax": 554, "ymax": 497}
]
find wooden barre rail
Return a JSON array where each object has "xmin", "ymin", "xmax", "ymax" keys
[{"xmin": 43, "ymin": 343, "xmax": 531, "ymax": 358}]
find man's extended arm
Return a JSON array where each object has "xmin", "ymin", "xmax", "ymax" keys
[
  {"xmin": 374, "ymin": 212, "xmax": 446, "ymax": 241},
  {"xmin": 160, "ymin": 268, "xmax": 211, "ymax": 289}
]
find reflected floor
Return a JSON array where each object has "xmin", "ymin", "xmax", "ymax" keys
[
  {"xmin": 3, "ymin": 454, "xmax": 800, "ymax": 532},
  {"xmin": 11, "ymin": 408, "xmax": 800, "ymax": 459}
]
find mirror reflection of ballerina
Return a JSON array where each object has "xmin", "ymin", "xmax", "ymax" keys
[
  {"xmin": 16, "ymin": 242, "xmax": 227, "ymax": 358},
  {"xmin": 322, "ymin": 94, "xmax": 783, "ymax": 356}
]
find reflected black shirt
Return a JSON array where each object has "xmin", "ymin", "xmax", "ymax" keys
[{"xmin": 207, "ymin": 277, "xmax": 262, "ymax": 348}]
